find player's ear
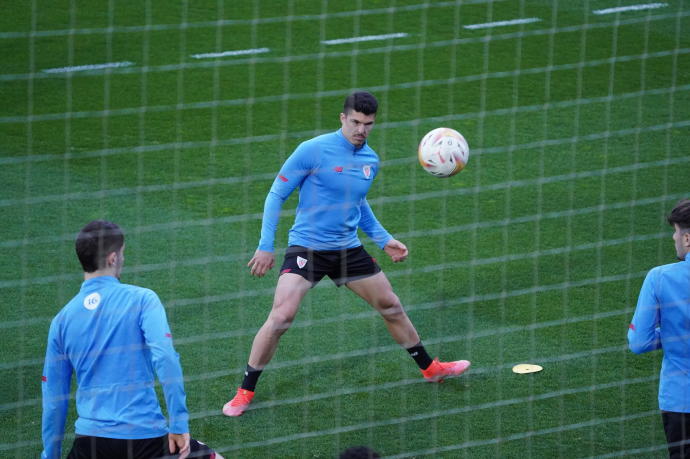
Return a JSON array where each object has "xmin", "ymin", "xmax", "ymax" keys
[
  {"xmin": 106, "ymin": 251, "xmax": 118, "ymax": 267},
  {"xmin": 339, "ymin": 112, "xmax": 347, "ymax": 123}
]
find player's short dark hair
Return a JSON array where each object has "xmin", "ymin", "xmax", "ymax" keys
[
  {"xmin": 75, "ymin": 220, "xmax": 124, "ymax": 273},
  {"xmin": 343, "ymin": 91, "xmax": 378, "ymax": 115},
  {"xmin": 668, "ymin": 199, "xmax": 690, "ymax": 230},
  {"xmin": 339, "ymin": 446, "xmax": 380, "ymax": 459}
]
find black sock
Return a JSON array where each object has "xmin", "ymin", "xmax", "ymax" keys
[
  {"xmin": 406, "ymin": 342, "xmax": 434, "ymax": 370},
  {"xmin": 240, "ymin": 365, "xmax": 263, "ymax": 392}
]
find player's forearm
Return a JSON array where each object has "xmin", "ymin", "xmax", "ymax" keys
[
  {"xmin": 163, "ymin": 384, "xmax": 190, "ymax": 434},
  {"xmin": 359, "ymin": 201, "xmax": 392, "ymax": 248},
  {"xmin": 258, "ymin": 191, "xmax": 285, "ymax": 251},
  {"xmin": 41, "ymin": 402, "xmax": 68, "ymax": 459},
  {"xmin": 41, "ymin": 336, "xmax": 71, "ymax": 459},
  {"xmin": 149, "ymin": 342, "xmax": 190, "ymax": 433},
  {"xmin": 628, "ymin": 326, "xmax": 661, "ymax": 354}
]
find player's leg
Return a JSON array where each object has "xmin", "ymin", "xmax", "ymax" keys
[
  {"xmin": 346, "ymin": 271, "xmax": 419, "ymax": 347},
  {"xmin": 662, "ymin": 410, "xmax": 690, "ymax": 458},
  {"xmin": 223, "ymin": 273, "xmax": 311, "ymax": 417},
  {"xmin": 248, "ymin": 273, "xmax": 311, "ymax": 368},
  {"xmin": 346, "ymin": 271, "xmax": 470, "ymax": 382}
]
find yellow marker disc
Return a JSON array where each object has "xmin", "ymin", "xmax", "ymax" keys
[{"xmin": 512, "ymin": 364, "xmax": 543, "ymax": 374}]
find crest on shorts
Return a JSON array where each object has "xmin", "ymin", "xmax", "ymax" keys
[
  {"xmin": 362, "ymin": 165, "xmax": 372, "ymax": 179},
  {"xmin": 296, "ymin": 256, "xmax": 307, "ymax": 269}
]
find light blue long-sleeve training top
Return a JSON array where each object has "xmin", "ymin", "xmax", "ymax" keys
[
  {"xmin": 258, "ymin": 129, "xmax": 392, "ymax": 252},
  {"xmin": 628, "ymin": 255, "xmax": 690, "ymax": 412},
  {"xmin": 41, "ymin": 276, "xmax": 189, "ymax": 459}
]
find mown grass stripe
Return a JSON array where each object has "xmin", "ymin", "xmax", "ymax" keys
[
  {"xmin": 387, "ymin": 410, "xmax": 659, "ymax": 458},
  {"xmin": 3, "ymin": 55, "xmax": 688, "ymax": 126},
  {"xmin": 1, "ymin": 12, "xmax": 687, "ymax": 82},
  {"xmin": 0, "ymin": 267, "xmax": 647, "ymax": 371},
  {"xmin": 0, "ymin": 0, "xmax": 502, "ymax": 39},
  {"xmin": 1, "ymin": 127, "xmax": 687, "ymax": 209}
]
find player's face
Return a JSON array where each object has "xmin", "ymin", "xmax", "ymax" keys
[
  {"xmin": 340, "ymin": 110, "xmax": 376, "ymax": 146},
  {"xmin": 672, "ymin": 224, "xmax": 690, "ymax": 261}
]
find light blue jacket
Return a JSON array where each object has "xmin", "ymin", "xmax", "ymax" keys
[
  {"xmin": 259, "ymin": 129, "xmax": 392, "ymax": 252},
  {"xmin": 628, "ymin": 256, "xmax": 690, "ymax": 412},
  {"xmin": 41, "ymin": 276, "xmax": 189, "ymax": 458}
]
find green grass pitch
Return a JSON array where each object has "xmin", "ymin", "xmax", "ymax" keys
[{"xmin": 1, "ymin": 0, "xmax": 689, "ymax": 457}]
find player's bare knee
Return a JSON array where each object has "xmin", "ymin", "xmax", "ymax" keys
[
  {"xmin": 376, "ymin": 293, "xmax": 403, "ymax": 317},
  {"xmin": 267, "ymin": 309, "xmax": 295, "ymax": 334}
]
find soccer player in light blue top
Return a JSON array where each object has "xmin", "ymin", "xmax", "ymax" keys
[
  {"xmin": 628, "ymin": 199, "xmax": 690, "ymax": 458},
  {"xmin": 223, "ymin": 91, "xmax": 471, "ymax": 417},
  {"xmin": 41, "ymin": 220, "xmax": 221, "ymax": 459}
]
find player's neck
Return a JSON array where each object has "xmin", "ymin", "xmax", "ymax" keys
[{"xmin": 84, "ymin": 269, "xmax": 119, "ymax": 281}]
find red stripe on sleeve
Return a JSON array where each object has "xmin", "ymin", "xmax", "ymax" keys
[
  {"xmin": 41, "ymin": 376, "xmax": 47, "ymax": 382},
  {"xmin": 165, "ymin": 333, "xmax": 172, "ymax": 338},
  {"xmin": 629, "ymin": 323, "xmax": 636, "ymax": 331},
  {"xmin": 278, "ymin": 175, "xmax": 288, "ymax": 182}
]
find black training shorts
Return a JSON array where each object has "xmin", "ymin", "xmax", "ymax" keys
[
  {"xmin": 67, "ymin": 434, "xmax": 217, "ymax": 459},
  {"xmin": 279, "ymin": 245, "xmax": 381, "ymax": 287}
]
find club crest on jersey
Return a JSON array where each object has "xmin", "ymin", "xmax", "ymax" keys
[
  {"xmin": 296, "ymin": 256, "xmax": 307, "ymax": 269},
  {"xmin": 362, "ymin": 165, "xmax": 372, "ymax": 179},
  {"xmin": 83, "ymin": 292, "xmax": 101, "ymax": 310}
]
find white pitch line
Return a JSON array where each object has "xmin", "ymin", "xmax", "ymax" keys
[
  {"xmin": 322, "ymin": 32, "xmax": 408, "ymax": 45},
  {"xmin": 464, "ymin": 17, "xmax": 541, "ymax": 30},
  {"xmin": 42, "ymin": 61, "xmax": 135, "ymax": 74},
  {"xmin": 190, "ymin": 47, "xmax": 270, "ymax": 59},
  {"xmin": 5, "ymin": 58, "xmax": 688, "ymax": 126},
  {"xmin": 593, "ymin": 2, "xmax": 667, "ymax": 15},
  {"xmin": 3, "ymin": 12, "xmax": 686, "ymax": 82},
  {"xmin": 0, "ymin": 0, "xmax": 506, "ymax": 40}
]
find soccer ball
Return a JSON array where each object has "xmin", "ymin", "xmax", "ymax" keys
[{"xmin": 418, "ymin": 127, "xmax": 470, "ymax": 177}]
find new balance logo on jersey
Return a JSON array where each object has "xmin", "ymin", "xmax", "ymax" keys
[{"xmin": 297, "ymin": 256, "xmax": 307, "ymax": 269}]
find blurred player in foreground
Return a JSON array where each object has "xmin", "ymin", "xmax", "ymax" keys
[
  {"xmin": 339, "ymin": 446, "xmax": 381, "ymax": 458},
  {"xmin": 41, "ymin": 220, "xmax": 222, "ymax": 459},
  {"xmin": 223, "ymin": 91, "xmax": 470, "ymax": 417},
  {"xmin": 628, "ymin": 199, "xmax": 690, "ymax": 458}
]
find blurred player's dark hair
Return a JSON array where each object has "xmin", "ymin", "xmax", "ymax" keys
[
  {"xmin": 343, "ymin": 91, "xmax": 378, "ymax": 116},
  {"xmin": 668, "ymin": 199, "xmax": 690, "ymax": 230},
  {"xmin": 75, "ymin": 220, "xmax": 124, "ymax": 272},
  {"xmin": 339, "ymin": 446, "xmax": 380, "ymax": 459}
]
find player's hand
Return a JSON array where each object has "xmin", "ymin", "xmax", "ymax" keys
[
  {"xmin": 247, "ymin": 249, "xmax": 275, "ymax": 277},
  {"xmin": 168, "ymin": 433, "xmax": 190, "ymax": 459},
  {"xmin": 384, "ymin": 239, "xmax": 408, "ymax": 263}
]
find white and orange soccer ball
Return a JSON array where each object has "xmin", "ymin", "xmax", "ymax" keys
[{"xmin": 417, "ymin": 127, "xmax": 470, "ymax": 178}]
